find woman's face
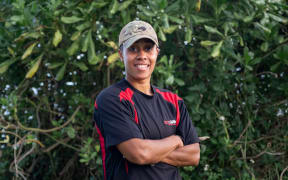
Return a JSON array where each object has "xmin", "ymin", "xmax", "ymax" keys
[{"xmin": 119, "ymin": 39, "xmax": 159, "ymax": 84}]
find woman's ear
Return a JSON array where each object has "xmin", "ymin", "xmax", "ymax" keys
[
  {"xmin": 118, "ymin": 49, "xmax": 124, "ymax": 61},
  {"xmin": 156, "ymin": 47, "xmax": 160, "ymax": 56}
]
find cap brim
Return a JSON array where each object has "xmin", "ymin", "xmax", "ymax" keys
[{"xmin": 123, "ymin": 35, "xmax": 158, "ymax": 49}]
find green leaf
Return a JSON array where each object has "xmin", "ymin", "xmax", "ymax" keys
[
  {"xmin": 175, "ymin": 78, "xmax": 185, "ymax": 86},
  {"xmin": 244, "ymin": 47, "xmax": 254, "ymax": 65},
  {"xmin": 118, "ymin": 0, "xmax": 133, "ymax": 11},
  {"xmin": 162, "ymin": 14, "xmax": 169, "ymax": 28},
  {"xmin": 168, "ymin": 16, "xmax": 183, "ymax": 24},
  {"xmin": 137, "ymin": 5, "xmax": 155, "ymax": 17},
  {"xmin": 82, "ymin": 30, "xmax": 91, "ymax": 52},
  {"xmin": 260, "ymin": 42, "xmax": 269, "ymax": 52},
  {"xmin": 158, "ymin": 28, "xmax": 166, "ymax": 42},
  {"xmin": 238, "ymin": 35, "xmax": 244, "ymax": 47},
  {"xmin": 185, "ymin": 29, "xmax": 192, "ymax": 43},
  {"xmin": 79, "ymin": 159, "xmax": 87, "ymax": 163},
  {"xmin": 268, "ymin": 13, "xmax": 288, "ymax": 24},
  {"xmin": 72, "ymin": 62, "xmax": 88, "ymax": 71},
  {"xmin": 166, "ymin": 75, "xmax": 174, "ymax": 85},
  {"xmin": 204, "ymin": 25, "xmax": 223, "ymax": 37},
  {"xmin": 110, "ymin": 0, "xmax": 119, "ymax": 14},
  {"xmin": 0, "ymin": 59, "xmax": 17, "ymax": 74},
  {"xmin": 8, "ymin": 47, "xmax": 15, "ymax": 56},
  {"xmin": 250, "ymin": 58, "xmax": 262, "ymax": 65},
  {"xmin": 195, "ymin": 0, "xmax": 201, "ymax": 12},
  {"xmin": 162, "ymin": 25, "xmax": 178, "ymax": 34},
  {"xmin": 0, "ymin": 65, "xmax": 9, "ymax": 74},
  {"xmin": 61, "ymin": 16, "xmax": 83, "ymax": 24},
  {"xmin": 51, "ymin": 120, "xmax": 60, "ymax": 127},
  {"xmin": 76, "ymin": 22, "xmax": 91, "ymax": 31},
  {"xmin": 233, "ymin": 12, "xmax": 244, "ymax": 20},
  {"xmin": 273, "ymin": 48, "xmax": 288, "ymax": 65},
  {"xmin": 53, "ymin": 29, "xmax": 62, "ymax": 47},
  {"xmin": 15, "ymin": 32, "xmax": 42, "ymax": 41},
  {"xmin": 166, "ymin": 1, "xmax": 180, "ymax": 13},
  {"xmin": 67, "ymin": 40, "xmax": 80, "ymax": 56},
  {"xmin": 88, "ymin": 53, "xmax": 100, "ymax": 65},
  {"xmin": 185, "ymin": 94, "xmax": 197, "ymax": 103},
  {"xmin": 91, "ymin": 2, "xmax": 109, "ymax": 9},
  {"xmin": 66, "ymin": 127, "xmax": 76, "ymax": 139},
  {"xmin": 243, "ymin": 14, "xmax": 254, "ymax": 23},
  {"xmin": 157, "ymin": 0, "xmax": 168, "ymax": 9},
  {"xmin": 71, "ymin": 31, "xmax": 82, "ymax": 41},
  {"xmin": 25, "ymin": 54, "xmax": 43, "ymax": 79},
  {"xmin": 270, "ymin": 62, "xmax": 281, "ymax": 72},
  {"xmin": 254, "ymin": 22, "xmax": 271, "ymax": 34},
  {"xmin": 106, "ymin": 41, "xmax": 118, "ymax": 50},
  {"xmin": 245, "ymin": 65, "xmax": 253, "ymax": 71},
  {"xmin": 159, "ymin": 55, "xmax": 168, "ymax": 64},
  {"xmin": 188, "ymin": 83, "xmax": 206, "ymax": 91},
  {"xmin": 223, "ymin": 22, "xmax": 230, "ymax": 36},
  {"xmin": 200, "ymin": 41, "xmax": 217, "ymax": 47},
  {"xmin": 22, "ymin": 42, "xmax": 37, "ymax": 60},
  {"xmin": 47, "ymin": 62, "xmax": 64, "ymax": 69},
  {"xmin": 27, "ymin": 134, "xmax": 35, "ymax": 140},
  {"xmin": 191, "ymin": 15, "xmax": 211, "ymax": 24},
  {"xmin": 211, "ymin": 41, "xmax": 223, "ymax": 58},
  {"xmin": 55, "ymin": 63, "xmax": 67, "ymax": 81},
  {"xmin": 107, "ymin": 53, "xmax": 119, "ymax": 64},
  {"xmin": 243, "ymin": 47, "xmax": 250, "ymax": 65},
  {"xmin": 95, "ymin": 144, "xmax": 100, "ymax": 152},
  {"xmin": 88, "ymin": 34, "xmax": 100, "ymax": 65},
  {"xmin": 10, "ymin": 15, "xmax": 24, "ymax": 23}
]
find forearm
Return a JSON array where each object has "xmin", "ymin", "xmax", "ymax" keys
[
  {"xmin": 117, "ymin": 135, "xmax": 183, "ymax": 165},
  {"xmin": 161, "ymin": 143, "xmax": 200, "ymax": 167}
]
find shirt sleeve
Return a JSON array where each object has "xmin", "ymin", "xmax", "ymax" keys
[
  {"xmin": 176, "ymin": 100, "xmax": 200, "ymax": 145},
  {"xmin": 94, "ymin": 92, "xmax": 143, "ymax": 149}
]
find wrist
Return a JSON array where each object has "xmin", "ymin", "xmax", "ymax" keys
[{"xmin": 174, "ymin": 135, "xmax": 184, "ymax": 148}]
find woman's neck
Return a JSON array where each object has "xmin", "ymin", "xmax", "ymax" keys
[{"xmin": 126, "ymin": 77, "xmax": 153, "ymax": 95}]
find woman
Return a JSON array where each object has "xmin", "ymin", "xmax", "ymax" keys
[{"xmin": 94, "ymin": 20, "xmax": 200, "ymax": 180}]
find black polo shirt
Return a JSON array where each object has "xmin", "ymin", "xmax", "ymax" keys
[{"xmin": 94, "ymin": 79, "xmax": 199, "ymax": 180}]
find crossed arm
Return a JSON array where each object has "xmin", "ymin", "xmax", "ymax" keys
[{"xmin": 116, "ymin": 136, "xmax": 200, "ymax": 166}]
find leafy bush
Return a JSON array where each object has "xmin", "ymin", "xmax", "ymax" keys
[{"xmin": 0, "ymin": 0, "xmax": 287, "ymax": 179}]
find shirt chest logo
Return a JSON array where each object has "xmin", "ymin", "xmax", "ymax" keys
[{"xmin": 163, "ymin": 120, "xmax": 176, "ymax": 126}]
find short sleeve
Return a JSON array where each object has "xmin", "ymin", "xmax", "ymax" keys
[
  {"xmin": 94, "ymin": 92, "xmax": 143, "ymax": 149},
  {"xmin": 176, "ymin": 100, "xmax": 200, "ymax": 145}
]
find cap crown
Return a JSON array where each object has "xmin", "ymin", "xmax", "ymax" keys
[{"xmin": 118, "ymin": 20, "xmax": 158, "ymax": 48}]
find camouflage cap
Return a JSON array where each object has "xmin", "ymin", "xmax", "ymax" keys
[{"xmin": 119, "ymin": 20, "xmax": 159, "ymax": 49}]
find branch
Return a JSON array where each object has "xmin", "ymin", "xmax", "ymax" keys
[
  {"xmin": 24, "ymin": 97, "xmax": 64, "ymax": 116},
  {"xmin": 42, "ymin": 133, "xmax": 79, "ymax": 152},
  {"xmin": 236, "ymin": 135, "xmax": 277, "ymax": 144},
  {"xmin": 59, "ymin": 153, "xmax": 78, "ymax": 176},
  {"xmin": 2, "ymin": 130, "xmax": 22, "ymax": 139},
  {"xmin": 25, "ymin": 139, "xmax": 45, "ymax": 148},
  {"xmin": 232, "ymin": 120, "xmax": 251, "ymax": 146},
  {"xmin": 280, "ymin": 166, "xmax": 288, "ymax": 180},
  {"xmin": 199, "ymin": 136, "xmax": 210, "ymax": 141},
  {"xmin": 256, "ymin": 71, "xmax": 278, "ymax": 78},
  {"xmin": 42, "ymin": 137, "xmax": 71, "ymax": 153},
  {"xmin": 245, "ymin": 165, "xmax": 255, "ymax": 179},
  {"xmin": 231, "ymin": 150, "xmax": 285, "ymax": 160},
  {"xmin": 260, "ymin": 39, "xmax": 288, "ymax": 60},
  {"xmin": 14, "ymin": 106, "xmax": 81, "ymax": 133},
  {"xmin": 273, "ymin": 99, "xmax": 288, "ymax": 106},
  {"xmin": 16, "ymin": 144, "xmax": 36, "ymax": 168}
]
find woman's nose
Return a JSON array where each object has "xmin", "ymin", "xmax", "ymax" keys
[{"xmin": 137, "ymin": 49, "xmax": 147, "ymax": 60}]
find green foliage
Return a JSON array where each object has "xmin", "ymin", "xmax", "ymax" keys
[{"xmin": 0, "ymin": 0, "xmax": 287, "ymax": 179}]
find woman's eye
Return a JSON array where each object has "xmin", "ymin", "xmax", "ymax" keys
[
  {"xmin": 128, "ymin": 47, "xmax": 137, "ymax": 52},
  {"xmin": 145, "ymin": 46, "xmax": 152, "ymax": 51}
]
